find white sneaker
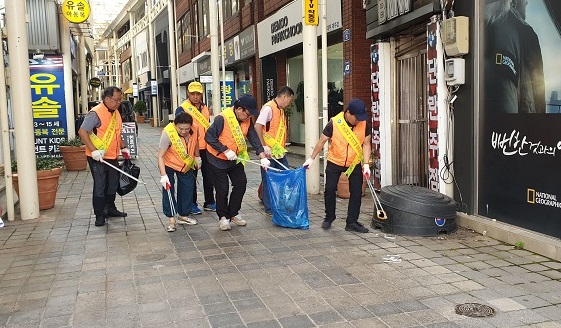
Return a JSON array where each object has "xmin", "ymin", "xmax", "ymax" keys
[
  {"xmin": 177, "ymin": 216, "xmax": 198, "ymax": 225},
  {"xmin": 231, "ymin": 215, "xmax": 247, "ymax": 226},
  {"xmin": 219, "ymin": 217, "xmax": 231, "ymax": 231}
]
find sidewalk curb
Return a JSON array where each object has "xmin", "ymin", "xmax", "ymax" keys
[{"xmin": 457, "ymin": 212, "xmax": 561, "ymax": 261}]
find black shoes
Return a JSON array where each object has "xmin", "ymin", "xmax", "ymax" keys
[
  {"xmin": 95, "ymin": 215, "xmax": 106, "ymax": 226},
  {"xmin": 345, "ymin": 222, "xmax": 369, "ymax": 233},
  {"xmin": 322, "ymin": 219, "xmax": 334, "ymax": 229},
  {"xmin": 106, "ymin": 209, "xmax": 127, "ymax": 217}
]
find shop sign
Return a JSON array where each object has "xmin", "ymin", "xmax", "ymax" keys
[
  {"xmin": 62, "ymin": 0, "xmax": 90, "ymax": 24},
  {"xmin": 261, "ymin": 58, "xmax": 278, "ymax": 102},
  {"xmin": 304, "ymin": 0, "xmax": 319, "ymax": 26},
  {"xmin": 344, "ymin": 60, "xmax": 350, "ymax": 76},
  {"xmin": 197, "ymin": 58, "xmax": 211, "ymax": 75},
  {"xmin": 257, "ymin": 0, "xmax": 342, "ymax": 58},
  {"xmin": 200, "ymin": 75, "xmax": 212, "ymax": 83},
  {"xmin": 370, "ymin": 44, "xmax": 381, "ymax": 188},
  {"xmin": 378, "ymin": 0, "xmax": 412, "ymax": 25},
  {"xmin": 221, "ymin": 81, "xmax": 235, "ymax": 109},
  {"xmin": 29, "ymin": 55, "xmax": 67, "ymax": 157},
  {"xmin": 178, "ymin": 62, "xmax": 195, "ymax": 84},
  {"xmin": 426, "ymin": 22, "xmax": 439, "ymax": 192},
  {"xmin": 133, "ymin": 84, "xmax": 138, "ymax": 97},
  {"xmin": 239, "ymin": 27, "xmax": 255, "ymax": 60},
  {"xmin": 89, "ymin": 77, "xmax": 101, "ymax": 88},
  {"xmin": 151, "ymin": 80, "xmax": 158, "ymax": 96}
]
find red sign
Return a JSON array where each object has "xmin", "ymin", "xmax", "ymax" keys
[
  {"xmin": 427, "ymin": 22, "xmax": 439, "ymax": 191},
  {"xmin": 370, "ymin": 44, "xmax": 381, "ymax": 189}
]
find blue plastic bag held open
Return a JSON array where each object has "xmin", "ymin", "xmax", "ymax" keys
[{"xmin": 265, "ymin": 167, "xmax": 309, "ymax": 229}]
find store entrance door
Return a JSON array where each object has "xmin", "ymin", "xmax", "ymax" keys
[{"xmin": 395, "ymin": 35, "xmax": 428, "ymax": 187}]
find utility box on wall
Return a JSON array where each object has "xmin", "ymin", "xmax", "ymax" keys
[{"xmin": 26, "ymin": 0, "xmax": 60, "ymax": 51}]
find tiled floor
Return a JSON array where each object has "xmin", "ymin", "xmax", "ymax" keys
[{"xmin": 0, "ymin": 123, "xmax": 560, "ymax": 327}]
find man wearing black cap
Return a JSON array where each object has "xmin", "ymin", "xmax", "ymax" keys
[
  {"xmin": 303, "ymin": 98, "xmax": 372, "ymax": 233},
  {"xmin": 205, "ymin": 95, "xmax": 270, "ymax": 231}
]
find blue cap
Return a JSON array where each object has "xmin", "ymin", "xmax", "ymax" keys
[
  {"xmin": 236, "ymin": 94, "xmax": 258, "ymax": 116},
  {"xmin": 347, "ymin": 98, "xmax": 368, "ymax": 121}
]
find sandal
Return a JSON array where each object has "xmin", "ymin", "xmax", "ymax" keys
[{"xmin": 167, "ymin": 220, "xmax": 176, "ymax": 232}]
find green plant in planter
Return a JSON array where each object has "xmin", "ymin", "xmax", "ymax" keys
[
  {"xmin": 12, "ymin": 156, "xmax": 64, "ymax": 173},
  {"xmin": 133, "ymin": 100, "xmax": 147, "ymax": 116},
  {"xmin": 59, "ymin": 136, "xmax": 84, "ymax": 147}
]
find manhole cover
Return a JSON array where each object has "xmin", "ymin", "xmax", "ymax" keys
[
  {"xmin": 136, "ymin": 254, "xmax": 167, "ymax": 262},
  {"xmin": 455, "ymin": 303, "xmax": 495, "ymax": 317}
]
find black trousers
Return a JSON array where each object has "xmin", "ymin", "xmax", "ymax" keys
[
  {"xmin": 324, "ymin": 161, "xmax": 363, "ymax": 225},
  {"xmin": 209, "ymin": 161, "xmax": 246, "ymax": 219},
  {"xmin": 192, "ymin": 149, "xmax": 215, "ymax": 206},
  {"xmin": 87, "ymin": 157, "xmax": 120, "ymax": 217}
]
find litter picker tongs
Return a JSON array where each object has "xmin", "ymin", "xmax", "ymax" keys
[
  {"xmin": 366, "ymin": 179, "xmax": 387, "ymax": 220},
  {"xmin": 237, "ymin": 158, "xmax": 283, "ymax": 172},
  {"xmin": 165, "ymin": 183, "xmax": 179, "ymax": 219}
]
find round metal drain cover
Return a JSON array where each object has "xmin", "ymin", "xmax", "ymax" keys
[
  {"xmin": 136, "ymin": 253, "xmax": 167, "ymax": 262},
  {"xmin": 455, "ymin": 303, "xmax": 495, "ymax": 317}
]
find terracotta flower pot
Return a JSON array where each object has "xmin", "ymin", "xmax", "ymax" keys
[
  {"xmin": 59, "ymin": 145, "xmax": 87, "ymax": 171},
  {"xmin": 13, "ymin": 167, "xmax": 62, "ymax": 210},
  {"xmin": 336, "ymin": 172, "xmax": 366, "ymax": 199}
]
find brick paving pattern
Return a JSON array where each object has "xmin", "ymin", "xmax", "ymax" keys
[{"xmin": 0, "ymin": 124, "xmax": 560, "ymax": 327}]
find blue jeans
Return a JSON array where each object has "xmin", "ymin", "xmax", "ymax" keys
[
  {"xmin": 260, "ymin": 156, "xmax": 289, "ymax": 212},
  {"xmin": 162, "ymin": 166, "xmax": 194, "ymax": 217}
]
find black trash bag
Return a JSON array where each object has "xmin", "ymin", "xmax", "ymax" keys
[{"xmin": 117, "ymin": 159, "xmax": 141, "ymax": 196}]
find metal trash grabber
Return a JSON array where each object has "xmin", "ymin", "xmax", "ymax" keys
[
  {"xmin": 237, "ymin": 158, "xmax": 282, "ymax": 172},
  {"xmin": 165, "ymin": 183, "xmax": 179, "ymax": 219},
  {"xmin": 271, "ymin": 157, "xmax": 290, "ymax": 170},
  {"xmin": 100, "ymin": 158, "xmax": 146, "ymax": 184},
  {"xmin": 366, "ymin": 179, "xmax": 387, "ymax": 220}
]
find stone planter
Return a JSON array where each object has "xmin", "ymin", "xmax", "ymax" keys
[
  {"xmin": 59, "ymin": 145, "xmax": 87, "ymax": 171},
  {"xmin": 136, "ymin": 115, "xmax": 145, "ymax": 123},
  {"xmin": 13, "ymin": 167, "xmax": 62, "ymax": 210}
]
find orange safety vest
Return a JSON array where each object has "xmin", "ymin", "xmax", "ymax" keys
[
  {"xmin": 206, "ymin": 110, "xmax": 251, "ymax": 161},
  {"xmin": 180, "ymin": 100, "xmax": 210, "ymax": 150},
  {"xmin": 327, "ymin": 119, "xmax": 366, "ymax": 167},
  {"xmin": 85, "ymin": 103, "xmax": 122, "ymax": 160},
  {"xmin": 163, "ymin": 128, "xmax": 198, "ymax": 173},
  {"xmin": 263, "ymin": 100, "xmax": 287, "ymax": 148}
]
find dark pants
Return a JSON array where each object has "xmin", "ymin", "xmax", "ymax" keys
[
  {"xmin": 163, "ymin": 166, "xmax": 194, "ymax": 217},
  {"xmin": 87, "ymin": 157, "xmax": 120, "ymax": 217},
  {"xmin": 209, "ymin": 161, "xmax": 246, "ymax": 219},
  {"xmin": 260, "ymin": 156, "xmax": 289, "ymax": 211},
  {"xmin": 324, "ymin": 161, "xmax": 363, "ymax": 225},
  {"xmin": 192, "ymin": 149, "xmax": 215, "ymax": 206}
]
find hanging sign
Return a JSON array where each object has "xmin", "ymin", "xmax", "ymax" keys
[
  {"xmin": 89, "ymin": 77, "xmax": 101, "ymax": 88},
  {"xmin": 304, "ymin": 0, "xmax": 319, "ymax": 26},
  {"xmin": 62, "ymin": 0, "xmax": 91, "ymax": 24}
]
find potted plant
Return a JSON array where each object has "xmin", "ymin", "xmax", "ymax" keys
[
  {"xmin": 59, "ymin": 136, "xmax": 87, "ymax": 171},
  {"xmin": 12, "ymin": 156, "xmax": 64, "ymax": 210},
  {"xmin": 133, "ymin": 100, "xmax": 147, "ymax": 123}
]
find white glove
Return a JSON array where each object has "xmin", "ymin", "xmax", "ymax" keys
[
  {"xmin": 91, "ymin": 149, "xmax": 106, "ymax": 162},
  {"xmin": 121, "ymin": 148, "xmax": 130, "ymax": 159},
  {"xmin": 363, "ymin": 164, "xmax": 371, "ymax": 180},
  {"xmin": 260, "ymin": 158, "xmax": 271, "ymax": 169},
  {"xmin": 160, "ymin": 175, "xmax": 171, "ymax": 189},
  {"xmin": 262, "ymin": 145, "xmax": 272, "ymax": 158},
  {"xmin": 194, "ymin": 157, "xmax": 202, "ymax": 169},
  {"xmin": 303, "ymin": 157, "xmax": 314, "ymax": 168},
  {"xmin": 224, "ymin": 149, "xmax": 237, "ymax": 161}
]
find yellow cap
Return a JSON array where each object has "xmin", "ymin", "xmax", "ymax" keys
[{"xmin": 188, "ymin": 81, "xmax": 203, "ymax": 94}]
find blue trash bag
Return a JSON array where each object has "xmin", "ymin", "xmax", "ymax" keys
[{"xmin": 266, "ymin": 167, "xmax": 309, "ymax": 230}]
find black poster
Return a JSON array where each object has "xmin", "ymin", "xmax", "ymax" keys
[
  {"xmin": 261, "ymin": 58, "xmax": 278, "ymax": 103},
  {"xmin": 480, "ymin": 0, "xmax": 561, "ymax": 238}
]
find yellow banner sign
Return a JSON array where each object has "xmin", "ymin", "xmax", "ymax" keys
[
  {"xmin": 304, "ymin": 0, "xmax": 319, "ymax": 26},
  {"xmin": 62, "ymin": 0, "xmax": 91, "ymax": 24}
]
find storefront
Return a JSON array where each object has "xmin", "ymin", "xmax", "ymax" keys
[
  {"xmin": 478, "ymin": 0, "xmax": 561, "ymax": 238},
  {"xmin": 257, "ymin": 0, "xmax": 343, "ymax": 144}
]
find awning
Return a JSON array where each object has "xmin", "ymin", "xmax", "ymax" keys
[{"xmin": 123, "ymin": 87, "xmax": 133, "ymax": 94}]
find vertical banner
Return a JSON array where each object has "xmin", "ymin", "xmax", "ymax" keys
[
  {"xmin": 427, "ymin": 22, "xmax": 439, "ymax": 191},
  {"xmin": 220, "ymin": 81, "xmax": 235, "ymax": 109},
  {"xmin": 30, "ymin": 55, "xmax": 67, "ymax": 157},
  {"xmin": 370, "ymin": 44, "xmax": 381, "ymax": 189},
  {"xmin": 121, "ymin": 122, "xmax": 138, "ymax": 157},
  {"xmin": 480, "ymin": 0, "xmax": 561, "ymax": 238},
  {"xmin": 261, "ymin": 57, "xmax": 278, "ymax": 102}
]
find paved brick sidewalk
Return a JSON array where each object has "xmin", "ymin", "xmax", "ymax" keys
[{"xmin": 1, "ymin": 123, "xmax": 560, "ymax": 327}]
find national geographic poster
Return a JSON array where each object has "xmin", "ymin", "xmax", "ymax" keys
[
  {"xmin": 480, "ymin": 0, "xmax": 561, "ymax": 238},
  {"xmin": 29, "ymin": 55, "xmax": 68, "ymax": 157}
]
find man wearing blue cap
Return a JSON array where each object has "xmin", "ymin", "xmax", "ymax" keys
[
  {"xmin": 303, "ymin": 98, "xmax": 372, "ymax": 233},
  {"xmin": 205, "ymin": 95, "xmax": 270, "ymax": 231}
]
